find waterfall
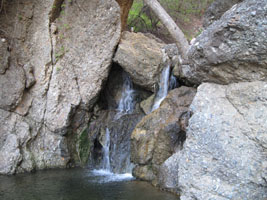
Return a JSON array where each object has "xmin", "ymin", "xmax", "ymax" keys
[
  {"xmin": 117, "ymin": 72, "xmax": 135, "ymax": 113},
  {"xmin": 91, "ymin": 73, "xmax": 136, "ymax": 182},
  {"xmin": 169, "ymin": 74, "xmax": 178, "ymax": 90},
  {"xmin": 102, "ymin": 128, "xmax": 111, "ymax": 171},
  {"xmin": 92, "ymin": 126, "xmax": 134, "ymax": 183},
  {"xmin": 151, "ymin": 65, "xmax": 171, "ymax": 111}
]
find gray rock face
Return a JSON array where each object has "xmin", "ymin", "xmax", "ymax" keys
[
  {"xmin": 131, "ymin": 87, "xmax": 196, "ymax": 183},
  {"xmin": 180, "ymin": 0, "xmax": 267, "ymax": 85},
  {"xmin": 203, "ymin": 0, "xmax": 243, "ymax": 28},
  {"xmin": 0, "ymin": 39, "xmax": 10, "ymax": 74},
  {"xmin": 114, "ymin": 32, "xmax": 166, "ymax": 91},
  {"xmin": 0, "ymin": 65, "xmax": 25, "ymax": 111},
  {"xmin": 160, "ymin": 82, "xmax": 267, "ymax": 200},
  {"xmin": 0, "ymin": 133, "xmax": 21, "ymax": 174},
  {"xmin": 0, "ymin": 0, "xmax": 121, "ymax": 174}
]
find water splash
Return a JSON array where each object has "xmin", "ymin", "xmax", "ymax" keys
[
  {"xmin": 93, "ymin": 126, "xmax": 134, "ymax": 183},
  {"xmin": 91, "ymin": 72, "xmax": 137, "ymax": 182},
  {"xmin": 151, "ymin": 65, "xmax": 171, "ymax": 111},
  {"xmin": 91, "ymin": 169, "xmax": 134, "ymax": 183}
]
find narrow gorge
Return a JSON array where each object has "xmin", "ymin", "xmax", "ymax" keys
[{"xmin": 0, "ymin": 0, "xmax": 266, "ymax": 200}]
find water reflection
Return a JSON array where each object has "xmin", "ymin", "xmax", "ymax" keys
[{"xmin": 0, "ymin": 168, "xmax": 178, "ymax": 200}]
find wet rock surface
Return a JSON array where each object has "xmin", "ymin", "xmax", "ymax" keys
[
  {"xmin": 85, "ymin": 65, "xmax": 147, "ymax": 173},
  {"xmin": 100, "ymin": 64, "xmax": 151, "ymax": 111},
  {"xmin": 87, "ymin": 110, "xmax": 144, "ymax": 173},
  {"xmin": 0, "ymin": 0, "xmax": 121, "ymax": 174},
  {"xmin": 160, "ymin": 81, "xmax": 267, "ymax": 200},
  {"xmin": 180, "ymin": 0, "xmax": 267, "ymax": 85}
]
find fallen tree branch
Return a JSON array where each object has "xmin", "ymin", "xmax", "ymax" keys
[{"xmin": 144, "ymin": 0, "xmax": 189, "ymax": 61}]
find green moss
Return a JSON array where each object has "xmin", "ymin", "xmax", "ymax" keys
[
  {"xmin": 56, "ymin": 66, "xmax": 61, "ymax": 72},
  {"xmin": 78, "ymin": 127, "xmax": 91, "ymax": 166},
  {"xmin": 55, "ymin": 46, "xmax": 65, "ymax": 61}
]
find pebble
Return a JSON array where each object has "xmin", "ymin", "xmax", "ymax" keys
[{"xmin": 1, "ymin": 38, "xmax": 6, "ymax": 42}]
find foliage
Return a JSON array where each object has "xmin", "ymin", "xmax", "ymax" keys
[
  {"xmin": 78, "ymin": 127, "xmax": 91, "ymax": 165},
  {"xmin": 55, "ymin": 46, "xmax": 65, "ymax": 61},
  {"xmin": 127, "ymin": 1, "xmax": 159, "ymax": 32},
  {"xmin": 127, "ymin": 0, "xmax": 214, "ymax": 41}
]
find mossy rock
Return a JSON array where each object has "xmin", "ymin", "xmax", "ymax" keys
[{"xmin": 78, "ymin": 127, "xmax": 91, "ymax": 166}]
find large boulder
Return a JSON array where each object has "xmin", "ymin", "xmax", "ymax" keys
[
  {"xmin": 131, "ymin": 87, "xmax": 196, "ymax": 183},
  {"xmin": 203, "ymin": 0, "xmax": 243, "ymax": 28},
  {"xmin": 159, "ymin": 82, "xmax": 267, "ymax": 200},
  {"xmin": 180, "ymin": 0, "xmax": 267, "ymax": 85},
  {"xmin": 0, "ymin": 0, "xmax": 121, "ymax": 174},
  {"xmin": 114, "ymin": 32, "xmax": 166, "ymax": 91}
]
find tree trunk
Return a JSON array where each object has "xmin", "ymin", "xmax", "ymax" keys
[
  {"xmin": 144, "ymin": 0, "xmax": 189, "ymax": 61},
  {"xmin": 116, "ymin": 0, "xmax": 134, "ymax": 31}
]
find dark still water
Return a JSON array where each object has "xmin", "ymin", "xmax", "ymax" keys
[{"xmin": 0, "ymin": 168, "xmax": 178, "ymax": 200}]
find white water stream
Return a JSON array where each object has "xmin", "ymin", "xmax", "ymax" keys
[
  {"xmin": 151, "ymin": 65, "xmax": 171, "ymax": 111},
  {"xmin": 93, "ymin": 67, "xmax": 177, "ymax": 181},
  {"xmin": 169, "ymin": 74, "xmax": 178, "ymax": 90},
  {"xmin": 102, "ymin": 128, "xmax": 111, "ymax": 171},
  {"xmin": 117, "ymin": 72, "xmax": 135, "ymax": 114},
  {"xmin": 92, "ymin": 124, "xmax": 133, "ymax": 182}
]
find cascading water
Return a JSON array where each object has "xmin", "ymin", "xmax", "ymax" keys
[
  {"xmin": 117, "ymin": 72, "xmax": 135, "ymax": 114},
  {"xmin": 92, "ymin": 127, "xmax": 133, "ymax": 182},
  {"xmin": 102, "ymin": 128, "xmax": 111, "ymax": 171},
  {"xmin": 92, "ymin": 72, "xmax": 137, "ymax": 182},
  {"xmin": 151, "ymin": 65, "xmax": 171, "ymax": 111},
  {"xmin": 169, "ymin": 74, "xmax": 178, "ymax": 90}
]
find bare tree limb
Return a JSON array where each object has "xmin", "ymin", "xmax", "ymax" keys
[{"xmin": 144, "ymin": 0, "xmax": 189, "ymax": 61}]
